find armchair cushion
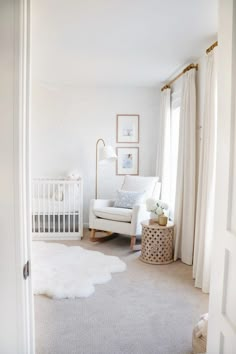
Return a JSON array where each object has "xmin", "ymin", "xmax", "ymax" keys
[
  {"xmin": 94, "ymin": 207, "xmax": 133, "ymax": 222},
  {"xmin": 114, "ymin": 190, "xmax": 145, "ymax": 209}
]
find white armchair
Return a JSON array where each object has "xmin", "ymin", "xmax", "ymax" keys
[{"xmin": 89, "ymin": 176, "xmax": 161, "ymax": 249}]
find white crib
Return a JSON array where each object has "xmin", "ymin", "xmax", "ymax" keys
[{"xmin": 31, "ymin": 178, "xmax": 83, "ymax": 240}]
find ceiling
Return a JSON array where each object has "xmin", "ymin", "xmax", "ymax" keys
[{"xmin": 31, "ymin": 0, "xmax": 218, "ymax": 87}]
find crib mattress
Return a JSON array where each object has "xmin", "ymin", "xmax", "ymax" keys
[{"xmin": 32, "ymin": 198, "xmax": 80, "ymax": 214}]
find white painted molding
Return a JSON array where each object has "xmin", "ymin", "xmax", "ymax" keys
[{"xmin": 14, "ymin": 0, "xmax": 35, "ymax": 352}]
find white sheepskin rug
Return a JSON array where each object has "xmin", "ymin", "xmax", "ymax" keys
[{"xmin": 32, "ymin": 242, "xmax": 126, "ymax": 299}]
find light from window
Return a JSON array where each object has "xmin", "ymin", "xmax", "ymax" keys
[
  {"xmin": 162, "ymin": 105, "xmax": 180, "ymax": 220},
  {"xmin": 169, "ymin": 106, "xmax": 180, "ymax": 219}
]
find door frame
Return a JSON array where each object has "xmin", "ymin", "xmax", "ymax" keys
[
  {"xmin": 207, "ymin": 0, "xmax": 236, "ymax": 351},
  {"xmin": 15, "ymin": 0, "xmax": 34, "ymax": 352}
]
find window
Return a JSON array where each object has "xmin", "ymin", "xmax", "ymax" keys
[
  {"xmin": 162, "ymin": 90, "xmax": 181, "ymax": 220},
  {"xmin": 169, "ymin": 105, "xmax": 180, "ymax": 219}
]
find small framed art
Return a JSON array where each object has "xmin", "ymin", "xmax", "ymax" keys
[
  {"xmin": 116, "ymin": 114, "xmax": 139, "ymax": 143},
  {"xmin": 116, "ymin": 147, "xmax": 139, "ymax": 175}
]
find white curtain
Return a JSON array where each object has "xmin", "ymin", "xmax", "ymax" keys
[
  {"xmin": 156, "ymin": 88, "xmax": 171, "ymax": 185},
  {"xmin": 174, "ymin": 69, "xmax": 197, "ymax": 265},
  {"xmin": 193, "ymin": 48, "xmax": 217, "ymax": 292}
]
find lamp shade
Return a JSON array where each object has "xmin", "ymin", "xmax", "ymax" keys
[{"xmin": 99, "ymin": 145, "xmax": 117, "ymax": 163}]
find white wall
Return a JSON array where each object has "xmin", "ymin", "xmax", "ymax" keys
[{"xmin": 31, "ymin": 84, "xmax": 159, "ymax": 223}]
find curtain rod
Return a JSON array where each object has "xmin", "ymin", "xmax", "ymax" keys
[
  {"xmin": 206, "ymin": 41, "xmax": 218, "ymax": 54},
  {"xmin": 161, "ymin": 40, "xmax": 217, "ymax": 92},
  {"xmin": 161, "ymin": 63, "xmax": 198, "ymax": 92}
]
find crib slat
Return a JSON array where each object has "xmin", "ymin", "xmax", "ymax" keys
[
  {"xmin": 58, "ymin": 182, "xmax": 60, "ymax": 232},
  {"xmin": 53, "ymin": 183, "xmax": 55, "ymax": 233},
  {"xmin": 48, "ymin": 183, "xmax": 50, "ymax": 232},
  {"xmin": 63, "ymin": 182, "xmax": 66, "ymax": 233},
  {"xmin": 68, "ymin": 183, "xmax": 71, "ymax": 234},
  {"xmin": 32, "ymin": 181, "xmax": 35, "ymax": 233},
  {"xmin": 37, "ymin": 183, "xmax": 40, "ymax": 233},
  {"xmin": 73, "ymin": 183, "xmax": 75, "ymax": 233},
  {"xmin": 43, "ymin": 183, "xmax": 45, "ymax": 233},
  {"xmin": 78, "ymin": 181, "xmax": 80, "ymax": 235}
]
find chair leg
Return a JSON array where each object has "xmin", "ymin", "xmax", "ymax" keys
[
  {"xmin": 90, "ymin": 229, "xmax": 96, "ymax": 241},
  {"xmin": 90, "ymin": 229, "xmax": 114, "ymax": 242},
  {"xmin": 130, "ymin": 236, "xmax": 136, "ymax": 250}
]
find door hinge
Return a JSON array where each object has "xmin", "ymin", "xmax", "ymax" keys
[{"xmin": 23, "ymin": 260, "xmax": 30, "ymax": 280}]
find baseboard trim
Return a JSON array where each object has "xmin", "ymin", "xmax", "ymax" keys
[{"xmin": 32, "ymin": 236, "xmax": 82, "ymax": 241}]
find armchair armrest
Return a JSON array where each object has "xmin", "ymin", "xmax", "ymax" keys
[
  {"xmin": 89, "ymin": 199, "xmax": 115, "ymax": 228},
  {"xmin": 130, "ymin": 204, "xmax": 151, "ymax": 236}
]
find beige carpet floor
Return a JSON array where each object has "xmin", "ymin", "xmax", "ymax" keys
[{"xmin": 34, "ymin": 230, "xmax": 208, "ymax": 354}]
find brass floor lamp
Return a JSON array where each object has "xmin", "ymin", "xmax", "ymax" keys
[
  {"xmin": 91, "ymin": 138, "xmax": 117, "ymax": 242},
  {"xmin": 95, "ymin": 138, "xmax": 117, "ymax": 199}
]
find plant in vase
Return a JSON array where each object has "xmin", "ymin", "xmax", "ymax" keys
[{"xmin": 146, "ymin": 198, "xmax": 168, "ymax": 224}]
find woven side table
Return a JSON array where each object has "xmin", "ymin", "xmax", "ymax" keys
[{"xmin": 140, "ymin": 219, "xmax": 174, "ymax": 265}]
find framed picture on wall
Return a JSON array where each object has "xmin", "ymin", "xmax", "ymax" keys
[
  {"xmin": 116, "ymin": 114, "xmax": 139, "ymax": 143},
  {"xmin": 116, "ymin": 147, "xmax": 139, "ymax": 175}
]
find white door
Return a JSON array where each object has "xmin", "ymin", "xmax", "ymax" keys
[
  {"xmin": 207, "ymin": 0, "xmax": 236, "ymax": 352},
  {"xmin": 0, "ymin": 1, "xmax": 34, "ymax": 353}
]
